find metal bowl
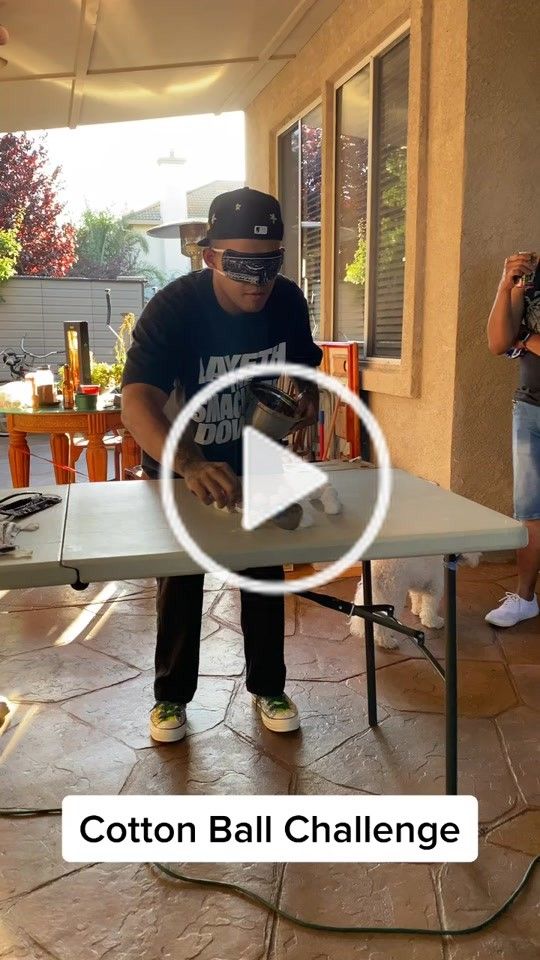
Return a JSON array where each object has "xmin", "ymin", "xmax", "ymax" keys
[
  {"xmin": 249, "ymin": 383, "xmax": 298, "ymax": 416},
  {"xmin": 246, "ymin": 383, "xmax": 300, "ymax": 440}
]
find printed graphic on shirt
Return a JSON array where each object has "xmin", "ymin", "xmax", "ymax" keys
[{"xmin": 193, "ymin": 341, "xmax": 286, "ymax": 446}]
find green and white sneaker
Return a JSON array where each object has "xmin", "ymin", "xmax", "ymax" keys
[
  {"xmin": 150, "ymin": 701, "xmax": 187, "ymax": 743},
  {"xmin": 252, "ymin": 693, "xmax": 300, "ymax": 733}
]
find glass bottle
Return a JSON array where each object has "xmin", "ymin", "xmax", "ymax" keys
[{"xmin": 62, "ymin": 364, "xmax": 74, "ymax": 410}]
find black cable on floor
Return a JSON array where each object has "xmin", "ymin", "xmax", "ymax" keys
[{"xmin": 0, "ymin": 806, "xmax": 537, "ymax": 937}]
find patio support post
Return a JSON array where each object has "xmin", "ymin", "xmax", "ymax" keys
[{"xmin": 445, "ymin": 554, "xmax": 458, "ymax": 795}]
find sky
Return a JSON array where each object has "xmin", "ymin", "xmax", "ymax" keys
[{"xmin": 25, "ymin": 111, "xmax": 246, "ymax": 224}]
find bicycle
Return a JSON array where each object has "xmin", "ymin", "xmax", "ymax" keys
[
  {"xmin": 0, "ymin": 336, "xmax": 63, "ymax": 435},
  {"xmin": 0, "ymin": 335, "xmax": 62, "ymax": 382}
]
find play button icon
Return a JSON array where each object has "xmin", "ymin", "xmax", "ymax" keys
[
  {"xmin": 160, "ymin": 359, "xmax": 392, "ymax": 598},
  {"xmin": 242, "ymin": 426, "xmax": 327, "ymax": 531}
]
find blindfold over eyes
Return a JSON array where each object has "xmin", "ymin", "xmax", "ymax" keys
[{"xmin": 217, "ymin": 248, "xmax": 284, "ymax": 285}]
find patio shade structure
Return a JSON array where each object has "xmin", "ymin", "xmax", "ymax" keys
[{"xmin": 0, "ymin": 0, "xmax": 343, "ymax": 131}]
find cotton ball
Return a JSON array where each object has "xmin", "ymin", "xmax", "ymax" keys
[
  {"xmin": 297, "ymin": 500, "xmax": 315, "ymax": 528},
  {"xmin": 213, "ymin": 502, "xmax": 241, "ymax": 514},
  {"xmin": 320, "ymin": 484, "xmax": 342, "ymax": 515}
]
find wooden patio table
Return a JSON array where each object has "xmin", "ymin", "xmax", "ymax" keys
[{"xmin": 1, "ymin": 404, "xmax": 140, "ymax": 486}]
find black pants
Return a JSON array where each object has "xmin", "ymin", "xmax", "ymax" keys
[
  {"xmin": 154, "ymin": 568, "xmax": 286, "ymax": 703},
  {"xmin": 143, "ymin": 465, "xmax": 286, "ymax": 703}
]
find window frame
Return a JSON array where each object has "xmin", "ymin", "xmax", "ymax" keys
[
  {"xmin": 333, "ymin": 26, "xmax": 411, "ymax": 363},
  {"xmin": 276, "ymin": 99, "xmax": 323, "ymax": 330}
]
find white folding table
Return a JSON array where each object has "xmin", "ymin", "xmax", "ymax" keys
[
  {"xmin": 0, "ymin": 489, "xmax": 75, "ymax": 589},
  {"xmin": 0, "ymin": 466, "xmax": 527, "ymax": 794}
]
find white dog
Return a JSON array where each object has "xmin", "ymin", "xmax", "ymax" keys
[{"xmin": 349, "ymin": 553, "xmax": 481, "ymax": 649}]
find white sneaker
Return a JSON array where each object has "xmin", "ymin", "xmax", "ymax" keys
[
  {"xmin": 149, "ymin": 701, "xmax": 187, "ymax": 743},
  {"xmin": 252, "ymin": 693, "xmax": 300, "ymax": 732},
  {"xmin": 485, "ymin": 592, "xmax": 539, "ymax": 628}
]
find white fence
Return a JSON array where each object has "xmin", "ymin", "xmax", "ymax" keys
[{"xmin": 0, "ymin": 277, "xmax": 145, "ymax": 371}]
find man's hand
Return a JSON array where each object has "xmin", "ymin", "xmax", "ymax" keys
[{"xmin": 183, "ymin": 459, "xmax": 242, "ymax": 508}]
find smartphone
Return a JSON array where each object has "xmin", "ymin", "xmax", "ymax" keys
[{"xmin": 518, "ymin": 252, "xmax": 538, "ymax": 286}]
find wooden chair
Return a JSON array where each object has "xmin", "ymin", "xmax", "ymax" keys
[
  {"xmin": 318, "ymin": 341, "xmax": 361, "ymax": 461},
  {"xmin": 70, "ymin": 431, "xmax": 123, "ymax": 480}
]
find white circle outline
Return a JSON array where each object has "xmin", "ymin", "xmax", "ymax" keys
[{"xmin": 160, "ymin": 362, "xmax": 392, "ymax": 595}]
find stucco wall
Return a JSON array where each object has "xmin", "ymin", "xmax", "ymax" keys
[
  {"xmin": 367, "ymin": 0, "xmax": 468, "ymax": 490},
  {"xmin": 450, "ymin": 0, "xmax": 537, "ymax": 513},
  {"xmin": 244, "ymin": 0, "xmax": 534, "ymax": 511}
]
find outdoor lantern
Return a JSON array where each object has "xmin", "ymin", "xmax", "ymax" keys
[
  {"xmin": 147, "ymin": 219, "xmax": 207, "ymax": 271},
  {"xmin": 64, "ymin": 320, "xmax": 91, "ymax": 393}
]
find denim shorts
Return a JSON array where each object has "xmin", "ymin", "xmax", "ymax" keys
[{"xmin": 513, "ymin": 399, "xmax": 540, "ymax": 520}]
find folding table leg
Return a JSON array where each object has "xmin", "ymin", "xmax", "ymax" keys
[
  {"xmin": 445, "ymin": 554, "xmax": 458, "ymax": 794},
  {"xmin": 362, "ymin": 560, "xmax": 378, "ymax": 726}
]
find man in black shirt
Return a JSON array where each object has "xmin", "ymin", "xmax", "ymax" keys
[{"xmin": 122, "ymin": 187, "xmax": 322, "ymax": 742}]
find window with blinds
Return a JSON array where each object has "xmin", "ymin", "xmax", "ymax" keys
[
  {"xmin": 279, "ymin": 125, "xmax": 299, "ymax": 283},
  {"xmin": 278, "ymin": 105, "xmax": 322, "ymax": 337},
  {"xmin": 334, "ymin": 34, "xmax": 410, "ymax": 359},
  {"xmin": 334, "ymin": 67, "xmax": 370, "ymax": 343},
  {"xmin": 371, "ymin": 38, "xmax": 409, "ymax": 358}
]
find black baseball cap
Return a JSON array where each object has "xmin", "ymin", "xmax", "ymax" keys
[{"xmin": 198, "ymin": 186, "xmax": 284, "ymax": 246}]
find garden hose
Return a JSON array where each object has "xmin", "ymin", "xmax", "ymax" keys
[{"xmin": 0, "ymin": 805, "xmax": 538, "ymax": 938}]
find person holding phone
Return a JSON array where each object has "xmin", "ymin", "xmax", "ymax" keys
[{"xmin": 486, "ymin": 251, "xmax": 540, "ymax": 626}]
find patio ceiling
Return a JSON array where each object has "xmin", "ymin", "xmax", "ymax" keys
[{"xmin": 0, "ymin": 0, "xmax": 342, "ymax": 132}]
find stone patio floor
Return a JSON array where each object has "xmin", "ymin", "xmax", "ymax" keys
[{"xmin": 0, "ymin": 442, "xmax": 539, "ymax": 958}]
